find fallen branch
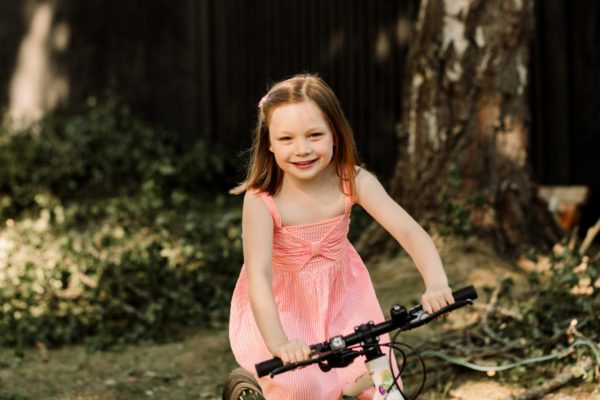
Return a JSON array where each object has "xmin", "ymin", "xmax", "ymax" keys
[
  {"xmin": 473, "ymin": 303, "xmax": 523, "ymax": 320},
  {"xmin": 480, "ymin": 286, "xmax": 513, "ymax": 345},
  {"xmin": 507, "ymin": 358, "xmax": 592, "ymax": 400},
  {"xmin": 579, "ymin": 217, "xmax": 600, "ymax": 255}
]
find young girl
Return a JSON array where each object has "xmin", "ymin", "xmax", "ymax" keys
[{"xmin": 229, "ymin": 74, "xmax": 454, "ymax": 399}]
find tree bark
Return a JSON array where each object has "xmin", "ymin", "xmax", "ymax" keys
[{"xmin": 383, "ymin": 0, "xmax": 559, "ymax": 254}]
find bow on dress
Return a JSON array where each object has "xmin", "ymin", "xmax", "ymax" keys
[{"xmin": 271, "ymin": 220, "xmax": 349, "ymax": 270}]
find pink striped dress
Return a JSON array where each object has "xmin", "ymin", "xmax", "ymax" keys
[{"xmin": 229, "ymin": 191, "xmax": 387, "ymax": 399}]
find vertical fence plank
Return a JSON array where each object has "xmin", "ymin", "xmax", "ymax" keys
[{"xmin": 194, "ymin": 0, "xmax": 416, "ymax": 178}]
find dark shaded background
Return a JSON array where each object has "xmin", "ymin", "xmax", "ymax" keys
[
  {"xmin": 54, "ymin": 0, "xmax": 416, "ymax": 177},
  {"xmin": 0, "ymin": 0, "xmax": 598, "ymax": 230},
  {"xmin": 530, "ymin": 0, "xmax": 600, "ymax": 232}
]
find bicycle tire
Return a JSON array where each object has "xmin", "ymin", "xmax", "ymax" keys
[{"xmin": 222, "ymin": 367, "xmax": 265, "ymax": 400}]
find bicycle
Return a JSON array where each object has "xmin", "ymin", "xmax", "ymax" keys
[{"xmin": 222, "ymin": 285, "xmax": 478, "ymax": 400}]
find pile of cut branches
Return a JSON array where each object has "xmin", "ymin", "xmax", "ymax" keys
[{"xmin": 407, "ymin": 219, "xmax": 600, "ymax": 399}]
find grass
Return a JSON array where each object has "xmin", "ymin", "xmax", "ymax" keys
[
  {"xmin": 1, "ymin": 237, "xmax": 597, "ymax": 399},
  {"xmin": 0, "ymin": 329, "xmax": 237, "ymax": 399}
]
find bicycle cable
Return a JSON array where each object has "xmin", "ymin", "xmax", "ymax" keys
[
  {"xmin": 385, "ymin": 343, "xmax": 408, "ymax": 399},
  {"xmin": 384, "ymin": 340, "xmax": 427, "ymax": 400}
]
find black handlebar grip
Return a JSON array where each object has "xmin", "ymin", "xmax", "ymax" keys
[
  {"xmin": 452, "ymin": 285, "xmax": 478, "ymax": 302},
  {"xmin": 256, "ymin": 357, "xmax": 283, "ymax": 377}
]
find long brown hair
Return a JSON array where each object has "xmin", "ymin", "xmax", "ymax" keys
[{"xmin": 231, "ymin": 74, "xmax": 360, "ymax": 199}]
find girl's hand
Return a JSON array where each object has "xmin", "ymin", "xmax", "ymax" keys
[
  {"xmin": 421, "ymin": 285, "xmax": 454, "ymax": 314},
  {"xmin": 272, "ymin": 340, "xmax": 311, "ymax": 364}
]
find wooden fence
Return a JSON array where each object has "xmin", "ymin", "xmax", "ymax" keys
[
  {"xmin": 189, "ymin": 0, "xmax": 418, "ymax": 177},
  {"xmin": 0, "ymin": 0, "xmax": 598, "ymax": 224}
]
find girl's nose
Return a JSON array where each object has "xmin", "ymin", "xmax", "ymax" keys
[{"xmin": 295, "ymin": 138, "xmax": 311, "ymax": 155}]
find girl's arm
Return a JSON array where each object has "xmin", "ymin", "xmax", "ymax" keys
[
  {"xmin": 355, "ymin": 168, "xmax": 454, "ymax": 313},
  {"xmin": 242, "ymin": 191, "xmax": 311, "ymax": 364}
]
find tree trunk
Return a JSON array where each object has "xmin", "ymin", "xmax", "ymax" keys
[{"xmin": 361, "ymin": 0, "xmax": 560, "ymax": 256}]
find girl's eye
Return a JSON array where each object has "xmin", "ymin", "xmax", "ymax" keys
[
  {"xmin": 309, "ymin": 132, "xmax": 323, "ymax": 138},
  {"xmin": 279, "ymin": 136, "xmax": 292, "ymax": 142}
]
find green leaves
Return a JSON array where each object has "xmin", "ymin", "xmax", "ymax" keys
[{"xmin": 0, "ymin": 97, "xmax": 243, "ymax": 350}]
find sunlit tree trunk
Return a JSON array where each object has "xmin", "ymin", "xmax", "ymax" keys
[
  {"xmin": 396, "ymin": 0, "xmax": 561, "ymax": 253},
  {"xmin": 361, "ymin": 0, "xmax": 559, "ymax": 255},
  {"xmin": 4, "ymin": 0, "xmax": 69, "ymax": 130}
]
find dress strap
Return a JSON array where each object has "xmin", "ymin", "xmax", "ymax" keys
[
  {"xmin": 258, "ymin": 192, "xmax": 282, "ymax": 228},
  {"xmin": 342, "ymin": 175, "xmax": 354, "ymax": 215}
]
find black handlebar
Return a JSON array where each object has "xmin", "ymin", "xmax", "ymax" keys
[
  {"xmin": 255, "ymin": 285, "xmax": 477, "ymax": 378},
  {"xmin": 255, "ymin": 355, "xmax": 288, "ymax": 379},
  {"xmin": 449, "ymin": 285, "xmax": 478, "ymax": 303}
]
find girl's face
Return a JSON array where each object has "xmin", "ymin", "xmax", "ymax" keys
[{"xmin": 268, "ymin": 101, "xmax": 335, "ymax": 184}]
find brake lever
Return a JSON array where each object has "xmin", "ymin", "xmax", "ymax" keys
[
  {"xmin": 433, "ymin": 299, "xmax": 473, "ymax": 316},
  {"xmin": 402, "ymin": 299, "xmax": 473, "ymax": 331}
]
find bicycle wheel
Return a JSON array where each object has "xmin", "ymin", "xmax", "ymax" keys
[{"xmin": 222, "ymin": 367, "xmax": 265, "ymax": 400}]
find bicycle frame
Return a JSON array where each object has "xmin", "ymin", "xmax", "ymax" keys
[{"xmin": 341, "ymin": 355, "xmax": 405, "ymax": 399}]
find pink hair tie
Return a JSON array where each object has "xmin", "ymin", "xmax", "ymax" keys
[{"xmin": 258, "ymin": 95, "xmax": 269, "ymax": 109}]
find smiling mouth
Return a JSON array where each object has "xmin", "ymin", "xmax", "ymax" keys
[{"xmin": 291, "ymin": 159, "xmax": 317, "ymax": 168}]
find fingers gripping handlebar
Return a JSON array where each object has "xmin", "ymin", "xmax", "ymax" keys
[{"xmin": 255, "ymin": 285, "xmax": 478, "ymax": 378}]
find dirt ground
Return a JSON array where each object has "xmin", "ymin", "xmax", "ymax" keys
[{"xmin": 0, "ymin": 237, "xmax": 598, "ymax": 399}]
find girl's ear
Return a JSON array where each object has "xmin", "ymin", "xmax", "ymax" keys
[{"xmin": 267, "ymin": 129, "xmax": 273, "ymax": 152}]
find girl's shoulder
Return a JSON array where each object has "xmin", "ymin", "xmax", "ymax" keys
[
  {"xmin": 354, "ymin": 166, "xmax": 386, "ymax": 205},
  {"xmin": 243, "ymin": 190, "xmax": 270, "ymax": 212},
  {"xmin": 242, "ymin": 190, "xmax": 277, "ymax": 226},
  {"xmin": 243, "ymin": 189, "xmax": 261, "ymax": 202},
  {"xmin": 354, "ymin": 165, "xmax": 377, "ymax": 186}
]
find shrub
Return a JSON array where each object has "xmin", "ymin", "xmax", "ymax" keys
[{"xmin": 0, "ymin": 98, "xmax": 243, "ymax": 350}]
